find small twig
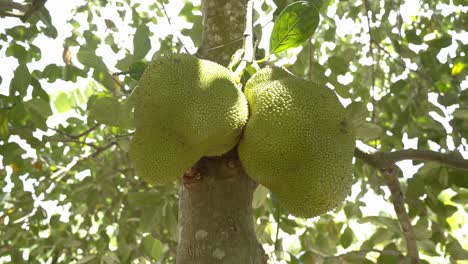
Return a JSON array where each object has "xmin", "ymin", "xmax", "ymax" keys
[
  {"xmin": 47, "ymin": 137, "xmax": 98, "ymax": 149},
  {"xmin": 324, "ymin": 248, "xmax": 404, "ymax": 260},
  {"xmin": 202, "ymin": 37, "xmax": 244, "ymax": 52},
  {"xmin": 354, "ymin": 147, "xmax": 468, "ymax": 171},
  {"xmin": 112, "ymin": 71, "xmax": 131, "ymax": 76},
  {"xmin": 89, "ymin": 141, "xmax": 117, "ymax": 158},
  {"xmin": 381, "ymin": 166, "xmax": 419, "ymax": 264},
  {"xmin": 49, "ymin": 124, "xmax": 99, "ymax": 139}
]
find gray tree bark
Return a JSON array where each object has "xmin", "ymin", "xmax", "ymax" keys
[{"xmin": 176, "ymin": 1, "xmax": 266, "ymax": 263}]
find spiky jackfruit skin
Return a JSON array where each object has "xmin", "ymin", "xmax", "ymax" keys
[
  {"xmin": 238, "ymin": 67, "xmax": 355, "ymax": 218},
  {"xmin": 130, "ymin": 54, "xmax": 248, "ymax": 184}
]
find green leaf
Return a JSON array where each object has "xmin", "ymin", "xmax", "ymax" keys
[
  {"xmin": 141, "ymin": 235, "xmax": 163, "ymax": 260},
  {"xmin": 77, "ymin": 48, "xmax": 109, "ymax": 72},
  {"xmin": 427, "ymin": 35, "xmax": 452, "ymax": 49},
  {"xmin": 25, "ymin": 98, "xmax": 53, "ymax": 119},
  {"xmin": 340, "ymin": 226, "xmax": 354, "ymax": 249},
  {"xmin": 252, "ymin": 185, "xmax": 270, "ymax": 208},
  {"xmin": 8, "ymin": 103, "xmax": 29, "ymax": 126},
  {"xmin": 451, "ymin": 61, "xmax": 466, "ymax": 76},
  {"xmin": 328, "ymin": 56, "xmax": 348, "ymax": 75},
  {"xmin": 453, "ymin": 109, "xmax": 468, "ymax": 120},
  {"xmin": 87, "ymin": 95, "xmax": 120, "ymax": 127},
  {"xmin": 6, "ymin": 43, "xmax": 29, "ymax": 63},
  {"xmin": 127, "ymin": 192, "xmax": 163, "ymax": 208},
  {"xmin": 377, "ymin": 243, "xmax": 399, "ymax": 264},
  {"xmin": 23, "ymin": 98, "xmax": 52, "ymax": 130},
  {"xmin": 270, "ymin": 1, "xmax": 320, "ymax": 54},
  {"xmin": 346, "ymin": 102, "xmax": 368, "ymax": 127},
  {"xmin": 0, "ymin": 110, "xmax": 9, "ymax": 140},
  {"xmin": 53, "ymin": 92, "xmax": 73, "ymax": 113},
  {"xmin": 128, "ymin": 61, "xmax": 148, "ymax": 80},
  {"xmin": 41, "ymin": 64, "xmax": 62, "ymax": 82},
  {"xmin": 133, "ymin": 24, "xmax": 151, "ymax": 60},
  {"xmin": 10, "ymin": 63, "xmax": 31, "ymax": 96},
  {"xmin": 355, "ymin": 122, "xmax": 383, "ymax": 141},
  {"xmin": 31, "ymin": 78, "xmax": 49, "ymax": 102},
  {"xmin": 451, "ymin": 193, "xmax": 468, "ymax": 204},
  {"xmin": 33, "ymin": 5, "xmax": 58, "ymax": 38},
  {"xmin": 447, "ymin": 240, "xmax": 468, "ymax": 260}
]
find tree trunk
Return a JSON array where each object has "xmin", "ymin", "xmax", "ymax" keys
[{"xmin": 176, "ymin": 1, "xmax": 266, "ymax": 263}]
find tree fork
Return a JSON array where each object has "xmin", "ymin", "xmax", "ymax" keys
[{"xmin": 176, "ymin": 0, "xmax": 266, "ymax": 263}]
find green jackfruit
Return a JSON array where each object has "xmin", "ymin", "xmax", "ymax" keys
[
  {"xmin": 239, "ymin": 67, "xmax": 355, "ymax": 218},
  {"xmin": 130, "ymin": 54, "xmax": 248, "ymax": 184}
]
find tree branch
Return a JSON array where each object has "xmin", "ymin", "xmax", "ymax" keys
[
  {"xmin": 354, "ymin": 145, "xmax": 468, "ymax": 264},
  {"xmin": 381, "ymin": 166, "xmax": 419, "ymax": 264},
  {"xmin": 354, "ymin": 147, "xmax": 468, "ymax": 171}
]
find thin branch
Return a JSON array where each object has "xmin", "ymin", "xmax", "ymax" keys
[
  {"xmin": 307, "ymin": 39, "xmax": 314, "ymax": 80},
  {"xmin": 50, "ymin": 141, "xmax": 117, "ymax": 181},
  {"xmin": 324, "ymin": 248, "xmax": 404, "ymax": 260},
  {"xmin": 89, "ymin": 141, "xmax": 117, "ymax": 158},
  {"xmin": 363, "ymin": 0, "xmax": 376, "ymax": 124},
  {"xmin": 354, "ymin": 147, "xmax": 468, "ymax": 171},
  {"xmin": 233, "ymin": 0, "xmax": 258, "ymax": 77},
  {"xmin": 49, "ymin": 124, "xmax": 99, "ymax": 139},
  {"xmin": 156, "ymin": 2, "xmax": 189, "ymax": 54},
  {"xmin": 381, "ymin": 166, "xmax": 419, "ymax": 264},
  {"xmin": 47, "ymin": 137, "xmax": 98, "ymax": 149}
]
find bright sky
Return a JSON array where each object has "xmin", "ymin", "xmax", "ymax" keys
[{"xmin": 0, "ymin": 0, "xmax": 467, "ymax": 262}]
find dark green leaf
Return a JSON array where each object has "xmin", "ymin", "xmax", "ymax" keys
[
  {"xmin": 133, "ymin": 24, "xmax": 151, "ymax": 60},
  {"xmin": 128, "ymin": 61, "xmax": 148, "ymax": 80},
  {"xmin": 339, "ymin": 226, "xmax": 354, "ymax": 249},
  {"xmin": 355, "ymin": 122, "xmax": 383, "ymax": 141},
  {"xmin": 0, "ymin": 110, "xmax": 8, "ymax": 140},
  {"xmin": 77, "ymin": 48, "xmax": 109, "ymax": 72},
  {"xmin": 87, "ymin": 95, "xmax": 120, "ymax": 126},
  {"xmin": 270, "ymin": 1, "xmax": 320, "ymax": 54},
  {"xmin": 451, "ymin": 193, "xmax": 468, "ymax": 204},
  {"xmin": 141, "ymin": 236, "xmax": 163, "ymax": 260},
  {"xmin": 328, "ymin": 56, "xmax": 348, "ymax": 75},
  {"xmin": 10, "ymin": 63, "xmax": 31, "ymax": 96},
  {"xmin": 427, "ymin": 35, "xmax": 452, "ymax": 49},
  {"xmin": 25, "ymin": 98, "xmax": 52, "ymax": 119}
]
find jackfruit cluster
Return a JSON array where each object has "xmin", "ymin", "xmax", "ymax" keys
[
  {"xmin": 129, "ymin": 54, "xmax": 248, "ymax": 184},
  {"xmin": 238, "ymin": 67, "xmax": 355, "ymax": 218}
]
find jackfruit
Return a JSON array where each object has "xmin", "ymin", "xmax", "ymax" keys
[
  {"xmin": 238, "ymin": 67, "xmax": 355, "ymax": 218},
  {"xmin": 130, "ymin": 54, "xmax": 248, "ymax": 184}
]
